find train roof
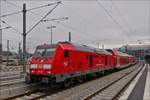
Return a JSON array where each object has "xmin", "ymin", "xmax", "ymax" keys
[
  {"xmin": 106, "ymin": 49, "xmax": 132, "ymax": 57},
  {"xmin": 59, "ymin": 42, "xmax": 112, "ymax": 55},
  {"xmin": 114, "ymin": 51, "xmax": 130, "ymax": 57},
  {"xmin": 36, "ymin": 42, "xmax": 112, "ymax": 55}
]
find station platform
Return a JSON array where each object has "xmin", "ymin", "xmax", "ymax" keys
[{"xmin": 119, "ymin": 63, "xmax": 150, "ymax": 100}]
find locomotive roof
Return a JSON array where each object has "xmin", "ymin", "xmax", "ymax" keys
[
  {"xmin": 74, "ymin": 44, "xmax": 111, "ymax": 55},
  {"xmin": 36, "ymin": 42, "xmax": 111, "ymax": 55},
  {"xmin": 59, "ymin": 42, "xmax": 112, "ymax": 55}
]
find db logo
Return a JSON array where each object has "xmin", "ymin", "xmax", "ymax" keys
[
  {"xmin": 64, "ymin": 61, "xmax": 69, "ymax": 67},
  {"xmin": 40, "ymin": 60, "xmax": 44, "ymax": 62}
]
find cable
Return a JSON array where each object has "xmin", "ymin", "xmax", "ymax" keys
[
  {"xmin": 4, "ymin": 0, "xmax": 95, "ymax": 38},
  {"xmin": 1, "ymin": 1, "xmax": 60, "ymax": 18},
  {"xmin": 1, "ymin": 11, "xmax": 22, "ymax": 18},
  {"xmin": 53, "ymin": 21, "xmax": 94, "ymax": 41},
  {"xmin": 41, "ymin": 17, "xmax": 68, "ymax": 22},
  {"xmin": 1, "ymin": 20, "xmax": 22, "ymax": 35},
  {"xmin": 27, "ymin": 2, "xmax": 59, "ymax": 11},
  {"xmin": 96, "ymin": 0, "xmax": 128, "ymax": 35},
  {"xmin": 111, "ymin": 1, "xmax": 133, "ymax": 34},
  {"xmin": 62, "ymin": 3, "xmax": 108, "ymax": 35},
  {"xmin": 3, "ymin": 0, "xmax": 108, "ymax": 43},
  {"xmin": 4, "ymin": 1, "xmax": 91, "ymax": 43},
  {"xmin": 26, "ymin": 1, "xmax": 61, "ymax": 35},
  {"xmin": 3, "ymin": 0, "xmax": 22, "ymax": 8},
  {"xmin": 3, "ymin": 0, "xmax": 44, "ymax": 17},
  {"xmin": 0, "ymin": 26, "xmax": 11, "ymax": 30}
]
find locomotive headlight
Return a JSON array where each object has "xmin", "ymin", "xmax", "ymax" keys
[
  {"xmin": 30, "ymin": 64, "xmax": 37, "ymax": 69},
  {"xmin": 43, "ymin": 64, "xmax": 51, "ymax": 69}
]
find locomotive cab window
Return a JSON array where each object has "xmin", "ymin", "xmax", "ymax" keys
[
  {"xmin": 45, "ymin": 48, "xmax": 56, "ymax": 57},
  {"xmin": 64, "ymin": 50, "xmax": 70, "ymax": 57},
  {"xmin": 34, "ymin": 47, "xmax": 56, "ymax": 57}
]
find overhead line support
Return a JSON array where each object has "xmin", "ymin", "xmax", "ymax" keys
[{"xmin": 22, "ymin": 3, "xmax": 27, "ymax": 74}]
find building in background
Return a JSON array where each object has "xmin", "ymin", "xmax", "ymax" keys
[
  {"xmin": 2, "ymin": 51, "xmax": 19, "ymax": 65},
  {"xmin": 119, "ymin": 45, "xmax": 150, "ymax": 60},
  {"xmin": 2, "ymin": 51, "xmax": 32, "ymax": 66}
]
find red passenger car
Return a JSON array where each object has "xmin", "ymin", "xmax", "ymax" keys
[{"xmin": 106, "ymin": 49, "xmax": 135, "ymax": 69}]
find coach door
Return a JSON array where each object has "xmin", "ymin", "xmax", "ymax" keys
[
  {"xmin": 117, "ymin": 56, "xmax": 120, "ymax": 67},
  {"xmin": 89, "ymin": 55, "xmax": 93, "ymax": 67}
]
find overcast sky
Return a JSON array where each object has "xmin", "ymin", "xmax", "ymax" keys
[{"xmin": 1, "ymin": 0, "xmax": 150, "ymax": 53}]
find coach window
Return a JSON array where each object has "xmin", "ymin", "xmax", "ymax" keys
[
  {"xmin": 105, "ymin": 57, "xmax": 107, "ymax": 65},
  {"xmin": 64, "ymin": 50, "xmax": 70, "ymax": 57}
]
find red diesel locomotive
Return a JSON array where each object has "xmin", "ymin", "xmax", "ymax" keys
[{"xmin": 26, "ymin": 42, "xmax": 135, "ymax": 86}]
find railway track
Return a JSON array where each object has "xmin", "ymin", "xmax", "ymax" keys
[
  {"xmin": 3, "ymin": 83, "xmax": 64, "ymax": 100},
  {"xmin": 0, "ymin": 65, "xmax": 22, "ymax": 72},
  {"xmin": 10, "ymin": 86, "xmax": 58, "ymax": 100},
  {"xmin": 0, "ymin": 82, "xmax": 39, "ymax": 100},
  {"xmin": 0, "ymin": 71, "xmax": 22, "ymax": 81},
  {"xmin": 84, "ymin": 64, "xmax": 146, "ymax": 100},
  {"xmin": 0, "ymin": 74, "xmax": 24, "ymax": 82},
  {"xmin": 39, "ymin": 63, "xmax": 142, "ymax": 100},
  {"xmin": 0, "ymin": 78, "xmax": 25, "ymax": 87},
  {"xmin": 0, "ymin": 71, "xmax": 24, "ymax": 85},
  {"xmin": 0, "ymin": 73, "xmax": 21, "ymax": 77},
  {"xmin": 6, "ymin": 63, "xmax": 143, "ymax": 100}
]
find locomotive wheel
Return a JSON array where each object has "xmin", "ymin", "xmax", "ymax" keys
[
  {"xmin": 77, "ymin": 76, "xmax": 83, "ymax": 83},
  {"xmin": 25, "ymin": 74, "xmax": 37, "ymax": 83},
  {"xmin": 64, "ymin": 80, "xmax": 71, "ymax": 87},
  {"xmin": 101, "ymin": 70, "xmax": 105, "ymax": 75},
  {"xmin": 78, "ymin": 78, "xmax": 83, "ymax": 83}
]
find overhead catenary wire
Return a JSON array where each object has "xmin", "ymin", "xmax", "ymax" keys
[
  {"xmin": 35, "ymin": 2, "xmax": 126, "ymax": 44},
  {"xmin": 3, "ymin": 0, "xmax": 116, "ymax": 43},
  {"xmin": 62, "ymin": 3, "xmax": 109, "ymax": 35},
  {"xmin": 1, "ymin": 0, "xmax": 146, "ymax": 46},
  {"xmin": 53, "ymin": 21, "xmax": 94, "ymax": 41},
  {"xmin": 96, "ymin": 0, "xmax": 129, "ymax": 35},
  {"xmin": 27, "ymin": 2, "xmax": 59, "ymax": 11},
  {"xmin": 111, "ymin": 1, "xmax": 148, "ymax": 43},
  {"xmin": 5, "ymin": 0, "xmax": 110, "ymax": 38},
  {"xmin": 26, "ymin": 1, "xmax": 61, "ymax": 35},
  {"xmin": 3, "ymin": 1, "xmax": 93, "ymax": 43},
  {"xmin": 41, "ymin": 17, "xmax": 68, "ymax": 22},
  {"xmin": 0, "ymin": 26, "xmax": 11, "ymax": 30},
  {"xmin": 1, "ymin": 1, "xmax": 60, "ymax": 18},
  {"xmin": 61, "ymin": 3, "xmax": 126, "ymax": 43},
  {"xmin": 1, "ymin": 11, "xmax": 22, "ymax": 18},
  {"xmin": 1, "ymin": 20, "xmax": 22, "ymax": 35},
  {"xmin": 4, "ymin": 1, "xmax": 93, "ymax": 41},
  {"xmin": 111, "ymin": 1, "xmax": 134, "ymax": 34},
  {"xmin": 3, "ymin": 0, "xmax": 44, "ymax": 17},
  {"xmin": 1, "ymin": 0, "xmax": 62, "ymax": 52}
]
